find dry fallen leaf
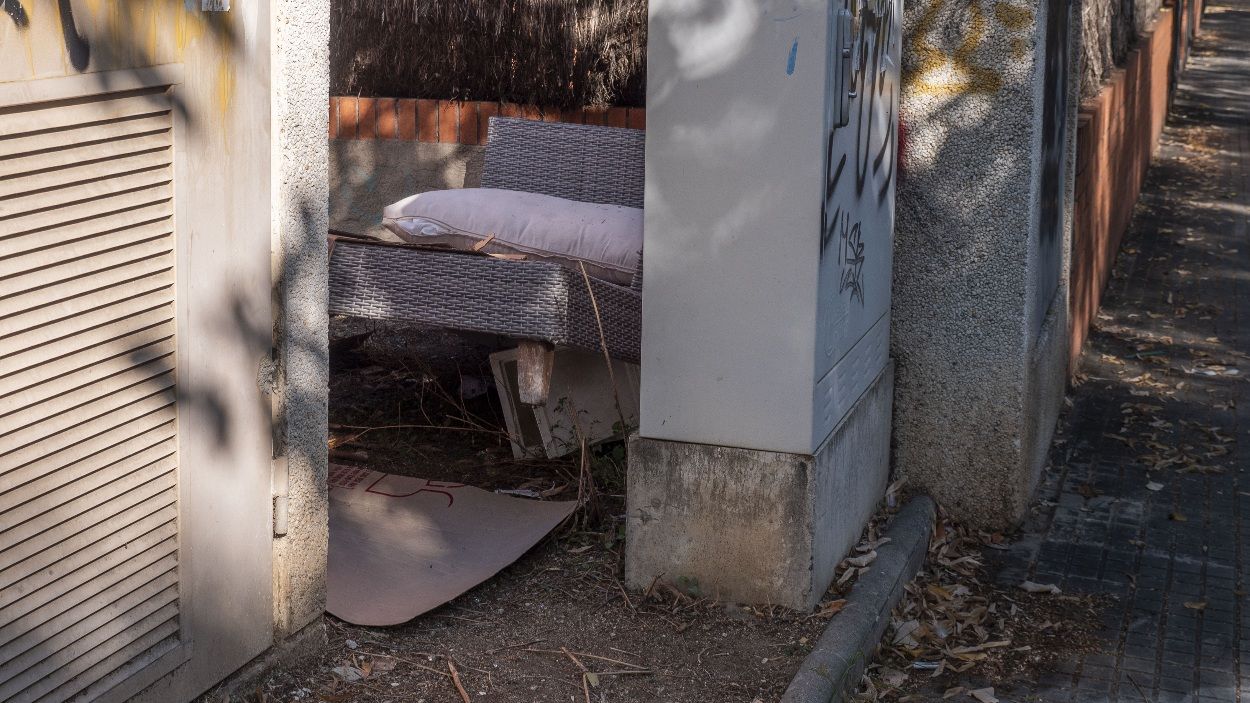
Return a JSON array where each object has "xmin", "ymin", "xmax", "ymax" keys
[
  {"xmin": 1020, "ymin": 581, "xmax": 1061, "ymax": 594},
  {"xmin": 880, "ymin": 666, "xmax": 907, "ymax": 688},
  {"xmin": 847, "ymin": 551, "xmax": 878, "ymax": 568},
  {"xmin": 811, "ymin": 599, "xmax": 847, "ymax": 619},
  {"xmin": 1146, "ymin": 481, "xmax": 1164, "ymax": 491},
  {"xmin": 1184, "ymin": 601, "xmax": 1207, "ymax": 611},
  {"xmin": 969, "ymin": 687, "xmax": 998, "ymax": 703}
]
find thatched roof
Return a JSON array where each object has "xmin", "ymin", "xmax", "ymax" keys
[{"xmin": 332, "ymin": 0, "xmax": 647, "ymax": 108}]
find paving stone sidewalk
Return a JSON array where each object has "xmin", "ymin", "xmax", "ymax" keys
[{"xmin": 980, "ymin": 2, "xmax": 1250, "ymax": 701}]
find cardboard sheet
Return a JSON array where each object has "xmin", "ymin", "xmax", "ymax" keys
[{"xmin": 326, "ymin": 465, "xmax": 576, "ymax": 626}]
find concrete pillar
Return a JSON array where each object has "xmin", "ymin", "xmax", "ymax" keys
[
  {"xmin": 272, "ymin": 0, "xmax": 331, "ymax": 639},
  {"xmin": 890, "ymin": 0, "xmax": 1080, "ymax": 527},
  {"xmin": 627, "ymin": 0, "xmax": 902, "ymax": 610}
]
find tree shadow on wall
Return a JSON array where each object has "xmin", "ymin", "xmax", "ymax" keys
[{"xmin": 1, "ymin": 1, "xmax": 327, "ymax": 700}]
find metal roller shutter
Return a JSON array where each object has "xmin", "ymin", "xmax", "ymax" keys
[{"xmin": 0, "ymin": 86, "xmax": 187, "ymax": 703}]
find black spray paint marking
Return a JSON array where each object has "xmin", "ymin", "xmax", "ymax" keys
[
  {"xmin": 58, "ymin": 0, "xmax": 91, "ymax": 72},
  {"xmin": 4, "ymin": 0, "xmax": 29, "ymax": 28},
  {"xmin": 830, "ymin": 207, "xmax": 866, "ymax": 306},
  {"xmin": 3, "ymin": 0, "xmax": 89, "ymax": 71},
  {"xmin": 819, "ymin": 0, "xmax": 898, "ymax": 308}
]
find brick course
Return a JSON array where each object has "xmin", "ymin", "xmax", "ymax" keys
[
  {"xmin": 329, "ymin": 97, "xmax": 646, "ymax": 142},
  {"xmin": 1069, "ymin": 1, "xmax": 1190, "ymax": 366}
]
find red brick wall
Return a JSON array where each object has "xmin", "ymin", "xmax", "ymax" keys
[
  {"xmin": 329, "ymin": 98, "xmax": 646, "ymax": 145},
  {"xmin": 1069, "ymin": 3, "xmax": 1186, "ymax": 365}
]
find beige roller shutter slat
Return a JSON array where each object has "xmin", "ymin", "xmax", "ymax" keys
[
  {"xmin": 0, "ymin": 486, "xmax": 176, "ymax": 595},
  {"xmin": 0, "ymin": 469, "xmax": 176, "ymax": 575},
  {"xmin": 0, "ymin": 405, "xmax": 175, "ymax": 491},
  {"xmin": 0, "ymin": 454, "xmax": 177, "ymax": 553},
  {"xmin": 0, "ymin": 392, "xmax": 174, "ymax": 487},
  {"xmin": 0, "ymin": 290, "xmax": 172, "ymax": 361},
  {"xmin": 33, "ymin": 617, "xmax": 180, "ymax": 703},
  {"xmin": 0, "ymin": 592, "xmax": 178, "ymax": 702},
  {"xmin": 0, "ymin": 213, "xmax": 172, "ymax": 276},
  {"xmin": 0, "ymin": 347, "xmax": 174, "ymax": 430},
  {"xmin": 0, "ymin": 371, "xmax": 175, "ymax": 458},
  {"xmin": 0, "ymin": 89, "xmax": 170, "ymax": 138},
  {"xmin": 0, "ymin": 195, "xmax": 172, "ymax": 259},
  {"xmin": 0, "ymin": 113, "xmax": 172, "ymax": 160},
  {"xmin": 0, "ymin": 265, "xmax": 176, "ymax": 337},
  {"xmin": 0, "ymin": 514, "xmax": 176, "ymax": 615},
  {"xmin": 0, "ymin": 165, "xmax": 172, "ymax": 221},
  {"xmin": 0, "ymin": 168, "xmax": 171, "ymax": 221},
  {"xmin": 0, "ymin": 131, "xmax": 172, "ymax": 180},
  {"xmin": 0, "ymin": 228, "xmax": 172, "ymax": 301},
  {"xmin": 0, "ymin": 555, "xmax": 176, "ymax": 659},
  {"xmin": 0, "ymin": 543, "xmax": 175, "ymax": 648},
  {"xmin": 0, "ymin": 336, "xmax": 174, "ymax": 415},
  {"xmin": 0, "ymin": 319, "xmax": 173, "ymax": 398},
  {"xmin": 0, "ymin": 149, "xmax": 173, "ymax": 200},
  {"xmin": 0, "ymin": 435, "xmax": 175, "ymax": 524}
]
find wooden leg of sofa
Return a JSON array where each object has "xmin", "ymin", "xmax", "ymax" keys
[{"xmin": 516, "ymin": 341, "xmax": 555, "ymax": 406}]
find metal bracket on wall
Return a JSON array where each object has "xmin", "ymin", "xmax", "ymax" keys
[{"xmin": 272, "ymin": 455, "xmax": 289, "ymax": 536}]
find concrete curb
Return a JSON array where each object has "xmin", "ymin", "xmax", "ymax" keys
[{"xmin": 782, "ymin": 495, "xmax": 936, "ymax": 703}]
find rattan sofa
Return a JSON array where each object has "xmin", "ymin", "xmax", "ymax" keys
[{"xmin": 328, "ymin": 117, "xmax": 645, "ymax": 398}]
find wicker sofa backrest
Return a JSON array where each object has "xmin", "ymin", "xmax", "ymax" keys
[{"xmin": 481, "ymin": 117, "xmax": 645, "ymax": 210}]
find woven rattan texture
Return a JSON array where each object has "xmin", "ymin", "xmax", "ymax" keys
[
  {"xmin": 330, "ymin": 117, "xmax": 645, "ymax": 361},
  {"xmin": 480, "ymin": 117, "xmax": 645, "ymax": 209},
  {"xmin": 329, "ymin": 243, "xmax": 641, "ymax": 363}
]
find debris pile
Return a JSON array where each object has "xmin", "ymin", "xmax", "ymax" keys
[{"xmin": 854, "ymin": 511, "xmax": 1103, "ymax": 701}]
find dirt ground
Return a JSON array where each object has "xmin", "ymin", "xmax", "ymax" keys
[
  {"xmin": 231, "ymin": 320, "xmax": 1100, "ymax": 703},
  {"xmin": 244, "ymin": 319, "xmax": 833, "ymax": 703}
]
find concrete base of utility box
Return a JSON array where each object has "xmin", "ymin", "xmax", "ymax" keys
[{"xmin": 624, "ymin": 363, "xmax": 894, "ymax": 611}]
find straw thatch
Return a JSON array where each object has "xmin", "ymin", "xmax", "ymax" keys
[{"xmin": 331, "ymin": 0, "xmax": 647, "ymax": 108}]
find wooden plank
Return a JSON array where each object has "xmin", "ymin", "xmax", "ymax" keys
[{"xmin": 517, "ymin": 341, "xmax": 556, "ymax": 406}]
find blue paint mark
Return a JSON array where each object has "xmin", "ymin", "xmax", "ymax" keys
[{"xmin": 786, "ymin": 38, "xmax": 799, "ymax": 75}]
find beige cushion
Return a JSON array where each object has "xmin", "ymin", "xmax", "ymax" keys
[{"xmin": 382, "ymin": 188, "xmax": 642, "ymax": 286}]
